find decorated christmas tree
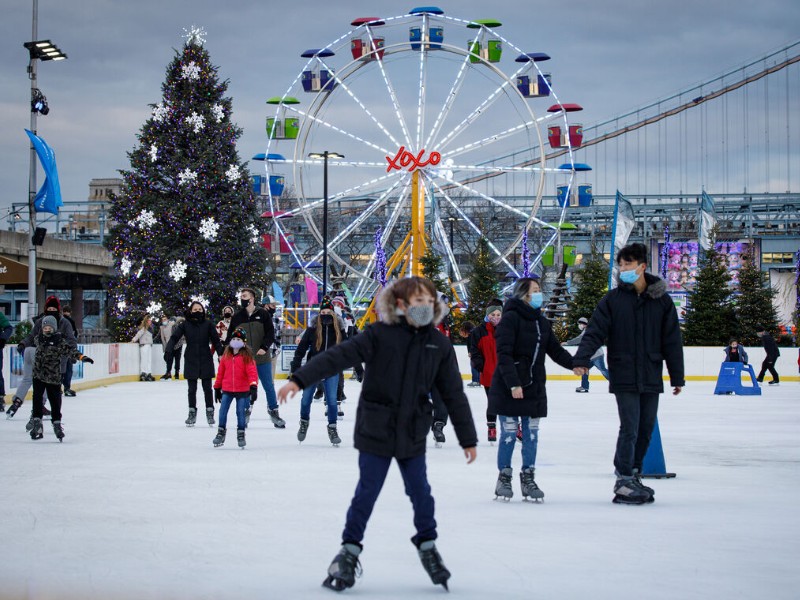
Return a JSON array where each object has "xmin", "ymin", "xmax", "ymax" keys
[
  {"xmin": 682, "ymin": 240, "xmax": 737, "ymax": 346},
  {"xmin": 565, "ymin": 247, "xmax": 609, "ymax": 338},
  {"xmin": 106, "ymin": 28, "xmax": 267, "ymax": 340},
  {"xmin": 464, "ymin": 237, "xmax": 499, "ymax": 325},
  {"xmin": 734, "ymin": 250, "xmax": 779, "ymax": 345},
  {"xmin": 420, "ymin": 244, "xmax": 449, "ymax": 295}
]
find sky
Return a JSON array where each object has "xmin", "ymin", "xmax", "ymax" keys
[{"xmin": 1, "ymin": 0, "xmax": 799, "ymax": 222}]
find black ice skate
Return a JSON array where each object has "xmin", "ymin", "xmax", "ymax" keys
[
  {"xmin": 432, "ymin": 421, "xmax": 446, "ymax": 447},
  {"xmin": 417, "ymin": 540, "xmax": 451, "ymax": 590},
  {"xmin": 185, "ymin": 407, "xmax": 197, "ymax": 427},
  {"xmin": 30, "ymin": 417, "xmax": 43, "ymax": 440},
  {"xmin": 613, "ymin": 477, "xmax": 654, "ymax": 505},
  {"xmin": 322, "ymin": 543, "xmax": 362, "ymax": 592},
  {"xmin": 213, "ymin": 427, "xmax": 226, "ymax": 447},
  {"xmin": 206, "ymin": 407, "xmax": 215, "ymax": 427},
  {"xmin": 52, "ymin": 421, "xmax": 65, "ymax": 442},
  {"xmin": 160, "ymin": 373, "xmax": 171, "ymax": 380},
  {"xmin": 297, "ymin": 418, "xmax": 309, "ymax": 442},
  {"xmin": 237, "ymin": 429, "xmax": 246, "ymax": 449},
  {"xmin": 26, "ymin": 414, "xmax": 35, "ymax": 432},
  {"xmin": 494, "ymin": 467, "xmax": 513, "ymax": 501},
  {"xmin": 328, "ymin": 423, "xmax": 341, "ymax": 446},
  {"xmin": 268, "ymin": 408, "xmax": 286, "ymax": 428},
  {"xmin": 6, "ymin": 397, "xmax": 23, "ymax": 419},
  {"xmin": 632, "ymin": 468, "xmax": 655, "ymax": 498},
  {"xmin": 139, "ymin": 372, "xmax": 146, "ymax": 382},
  {"xmin": 520, "ymin": 467, "xmax": 544, "ymax": 502}
]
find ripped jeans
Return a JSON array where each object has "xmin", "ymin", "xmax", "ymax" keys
[{"xmin": 496, "ymin": 415, "xmax": 540, "ymax": 471}]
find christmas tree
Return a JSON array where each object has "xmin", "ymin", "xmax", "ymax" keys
[
  {"xmin": 682, "ymin": 241, "xmax": 737, "ymax": 346},
  {"xmin": 565, "ymin": 247, "xmax": 609, "ymax": 338},
  {"xmin": 464, "ymin": 237, "xmax": 499, "ymax": 325},
  {"xmin": 734, "ymin": 250, "xmax": 779, "ymax": 345},
  {"xmin": 106, "ymin": 28, "xmax": 267, "ymax": 340},
  {"xmin": 420, "ymin": 244, "xmax": 449, "ymax": 295}
]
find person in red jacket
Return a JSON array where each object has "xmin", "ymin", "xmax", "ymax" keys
[
  {"xmin": 212, "ymin": 328, "xmax": 258, "ymax": 449},
  {"xmin": 469, "ymin": 304, "xmax": 502, "ymax": 442}
]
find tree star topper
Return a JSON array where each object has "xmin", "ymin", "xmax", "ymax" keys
[{"xmin": 182, "ymin": 26, "xmax": 207, "ymax": 47}]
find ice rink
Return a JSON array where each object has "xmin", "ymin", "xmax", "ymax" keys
[{"xmin": 2, "ymin": 376, "xmax": 798, "ymax": 600}]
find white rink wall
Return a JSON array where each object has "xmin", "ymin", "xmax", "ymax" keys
[{"xmin": 2, "ymin": 342, "xmax": 797, "ymax": 398}]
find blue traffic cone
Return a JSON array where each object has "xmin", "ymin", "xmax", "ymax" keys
[{"xmin": 641, "ymin": 418, "xmax": 676, "ymax": 479}]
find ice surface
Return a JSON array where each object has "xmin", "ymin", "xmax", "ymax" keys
[{"xmin": 2, "ymin": 378, "xmax": 798, "ymax": 599}]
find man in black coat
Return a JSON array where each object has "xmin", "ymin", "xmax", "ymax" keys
[
  {"xmin": 755, "ymin": 326, "xmax": 781, "ymax": 385},
  {"xmin": 573, "ymin": 243, "xmax": 684, "ymax": 505}
]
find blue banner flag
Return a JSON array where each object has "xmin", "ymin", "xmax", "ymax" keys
[
  {"xmin": 25, "ymin": 129, "xmax": 63, "ymax": 215},
  {"xmin": 271, "ymin": 281, "xmax": 285, "ymax": 306},
  {"xmin": 608, "ymin": 191, "xmax": 635, "ymax": 289}
]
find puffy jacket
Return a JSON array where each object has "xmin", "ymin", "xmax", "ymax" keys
[
  {"xmin": 573, "ymin": 273, "xmax": 685, "ymax": 393},
  {"xmin": 290, "ymin": 318, "xmax": 342, "ymax": 373},
  {"xmin": 469, "ymin": 321, "xmax": 499, "ymax": 388},
  {"xmin": 290, "ymin": 288, "xmax": 477, "ymax": 459},
  {"xmin": 33, "ymin": 332, "xmax": 85, "ymax": 385},
  {"xmin": 488, "ymin": 298, "xmax": 575, "ymax": 418},
  {"xmin": 228, "ymin": 307, "xmax": 275, "ymax": 365},
  {"xmin": 724, "ymin": 345, "xmax": 748, "ymax": 364},
  {"xmin": 214, "ymin": 352, "xmax": 258, "ymax": 393},
  {"xmin": 165, "ymin": 314, "xmax": 222, "ymax": 379}
]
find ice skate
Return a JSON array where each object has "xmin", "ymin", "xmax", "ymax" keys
[
  {"xmin": 322, "ymin": 543, "xmax": 362, "ymax": 592},
  {"xmin": 632, "ymin": 468, "xmax": 655, "ymax": 498},
  {"xmin": 520, "ymin": 467, "xmax": 544, "ymax": 502},
  {"xmin": 160, "ymin": 373, "xmax": 171, "ymax": 380},
  {"xmin": 417, "ymin": 540, "xmax": 451, "ymax": 590},
  {"xmin": 297, "ymin": 418, "xmax": 309, "ymax": 442},
  {"xmin": 575, "ymin": 387, "xmax": 589, "ymax": 393},
  {"xmin": 213, "ymin": 427, "xmax": 226, "ymax": 447},
  {"xmin": 63, "ymin": 389, "xmax": 76, "ymax": 397},
  {"xmin": 26, "ymin": 414, "xmax": 35, "ymax": 432},
  {"xmin": 185, "ymin": 407, "xmax": 197, "ymax": 427},
  {"xmin": 30, "ymin": 417, "xmax": 43, "ymax": 440},
  {"xmin": 337, "ymin": 401, "xmax": 344, "ymax": 418},
  {"xmin": 327, "ymin": 423, "xmax": 341, "ymax": 446},
  {"xmin": 432, "ymin": 421, "xmax": 446, "ymax": 447},
  {"xmin": 9, "ymin": 398, "xmax": 25, "ymax": 420},
  {"xmin": 206, "ymin": 406, "xmax": 215, "ymax": 427},
  {"xmin": 139, "ymin": 372, "xmax": 146, "ymax": 382},
  {"xmin": 268, "ymin": 408, "xmax": 286, "ymax": 428},
  {"xmin": 52, "ymin": 421, "xmax": 65, "ymax": 442},
  {"xmin": 613, "ymin": 477, "xmax": 653, "ymax": 505},
  {"xmin": 237, "ymin": 429, "xmax": 246, "ymax": 449},
  {"xmin": 487, "ymin": 422, "xmax": 497, "ymax": 444},
  {"xmin": 494, "ymin": 467, "xmax": 513, "ymax": 501},
  {"xmin": 145, "ymin": 373, "xmax": 155, "ymax": 382}
]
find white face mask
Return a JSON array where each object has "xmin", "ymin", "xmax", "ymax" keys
[{"xmin": 229, "ymin": 339, "xmax": 245, "ymax": 351}]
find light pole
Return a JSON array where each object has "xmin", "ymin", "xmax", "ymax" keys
[
  {"xmin": 24, "ymin": 0, "xmax": 67, "ymax": 318},
  {"xmin": 447, "ymin": 216, "xmax": 457, "ymax": 281},
  {"xmin": 308, "ymin": 151, "xmax": 344, "ymax": 296}
]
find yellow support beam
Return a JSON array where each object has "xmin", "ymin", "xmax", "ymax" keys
[{"xmin": 410, "ymin": 170, "xmax": 427, "ymax": 275}]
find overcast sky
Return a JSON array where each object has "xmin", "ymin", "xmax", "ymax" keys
[{"xmin": 1, "ymin": 0, "xmax": 798, "ymax": 221}]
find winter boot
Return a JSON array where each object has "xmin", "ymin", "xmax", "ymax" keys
[
  {"xmin": 0, "ymin": 395, "xmax": 5, "ymax": 413},
  {"xmin": 632, "ymin": 468, "xmax": 655, "ymax": 498},
  {"xmin": 495, "ymin": 467, "xmax": 513, "ymax": 501},
  {"xmin": 237, "ymin": 429, "xmax": 246, "ymax": 449},
  {"xmin": 487, "ymin": 422, "xmax": 497, "ymax": 443},
  {"xmin": 206, "ymin": 407, "xmax": 215, "ymax": 427},
  {"xmin": 268, "ymin": 408, "xmax": 286, "ymax": 429},
  {"xmin": 30, "ymin": 417, "xmax": 43, "ymax": 440},
  {"xmin": 52, "ymin": 421, "xmax": 65, "ymax": 442},
  {"xmin": 613, "ymin": 476, "xmax": 653, "ymax": 505},
  {"xmin": 185, "ymin": 407, "xmax": 197, "ymax": 427},
  {"xmin": 245, "ymin": 405, "xmax": 252, "ymax": 426},
  {"xmin": 322, "ymin": 543, "xmax": 362, "ymax": 591},
  {"xmin": 328, "ymin": 423, "xmax": 342, "ymax": 446},
  {"xmin": 417, "ymin": 540, "xmax": 451, "ymax": 590},
  {"xmin": 6, "ymin": 397, "xmax": 23, "ymax": 419},
  {"xmin": 520, "ymin": 467, "xmax": 545, "ymax": 502},
  {"xmin": 297, "ymin": 418, "xmax": 309, "ymax": 442},
  {"xmin": 213, "ymin": 427, "xmax": 226, "ymax": 447},
  {"xmin": 432, "ymin": 421, "xmax": 446, "ymax": 446}
]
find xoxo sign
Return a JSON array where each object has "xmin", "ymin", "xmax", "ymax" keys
[{"xmin": 385, "ymin": 146, "xmax": 441, "ymax": 173}]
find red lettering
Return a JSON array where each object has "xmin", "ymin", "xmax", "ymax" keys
[{"xmin": 385, "ymin": 146, "xmax": 442, "ymax": 173}]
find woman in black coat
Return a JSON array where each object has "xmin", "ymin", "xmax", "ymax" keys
[
  {"xmin": 488, "ymin": 277, "xmax": 575, "ymax": 502},
  {"xmin": 165, "ymin": 301, "xmax": 222, "ymax": 427}
]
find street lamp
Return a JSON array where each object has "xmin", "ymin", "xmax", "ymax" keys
[
  {"xmin": 308, "ymin": 151, "xmax": 344, "ymax": 296},
  {"xmin": 447, "ymin": 216, "xmax": 458, "ymax": 281},
  {"xmin": 24, "ymin": 0, "xmax": 67, "ymax": 319}
]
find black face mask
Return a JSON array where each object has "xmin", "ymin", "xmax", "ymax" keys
[
  {"xmin": 320, "ymin": 315, "xmax": 333, "ymax": 326},
  {"xmin": 189, "ymin": 312, "xmax": 204, "ymax": 321},
  {"xmin": 240, "ymin": 299, "xmax": 251, "ymax": 308},
  {"xmin": 223, "ymin": 312, "xmax": 232, "ymax": 319}
]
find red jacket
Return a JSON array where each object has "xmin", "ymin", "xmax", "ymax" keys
[
  {"xmin": 214, "ymin": 352, "xmax": 258, "ymax": 393},
  {"xmin": 470, "ymin": 321, "xmax": 499, "ymax": 387}
]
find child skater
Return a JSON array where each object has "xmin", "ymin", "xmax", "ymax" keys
[
  {"xmin": 290, "ymin": 296, "xmax": 343, "ymax": 446},
  {"xmin": 29, "ymin": 315, "xmax": 93, "ymax": 441},
  {"xmin": 278, "ymin": 276, "xmax": 477, "ymax": 592},
  {"xmin": 212, "ymin": 328, "xmax": 257, "ymax": 449}
]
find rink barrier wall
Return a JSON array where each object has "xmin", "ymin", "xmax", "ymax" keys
[{"xmin": 2, "ymin": 343, "xmax": 797, "ymax": 398}]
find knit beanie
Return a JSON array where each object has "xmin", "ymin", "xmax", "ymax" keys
[
  {"xmin": 320, "ymin": 296, "xmax": 334, "ymax": 312},
  {"xmin": 485, "ymin": 305, "xmax": 502, "ymax": 318},
  {"xmin": 229, "ymin": 327, "xmax": 247, "ymax": 342},
  {"xmin": 41, "ymin": 315, "xmax": 57, "ymax": 330}
]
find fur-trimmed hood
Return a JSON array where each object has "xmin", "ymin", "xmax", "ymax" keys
[
  {"xmin": 375, "ymin": 281, "xmax": 448, "ymax": 326},
  {"xmin": 617, "ymin": 272, "xmax": 668, "ymax": 299}
]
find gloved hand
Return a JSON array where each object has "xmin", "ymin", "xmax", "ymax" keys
[
  {"xmin": 82, "ymin": 356, "xmax": 94, "ymax": 364},
  {"xmin": 215, "ymin": 388, "xmax": 222, "ymax": 403},
  {"xmin": 17, "ymin": 343, "xmax": 25, "ymax": 354},
  {"xmin": 250, "ymin": 385, "xmax": 258, "ymax": 404}
]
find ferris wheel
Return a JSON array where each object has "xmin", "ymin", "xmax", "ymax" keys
[{"xmin": 262, "ymin": 6, "xmax": 584, "ymax": 305}]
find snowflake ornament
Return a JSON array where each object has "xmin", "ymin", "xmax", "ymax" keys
[
  {"xmin": 149, "ymin": 144, "xmax": 158, "ymax": 163},
  {"xmin": 178, "ymin": 168, "xmax": 198, "ymax": 186},
  {"xmin": 181, "ymin": 61, "xmax": 201, "ymax": 81},
  {"xmin": 169, "ymin": 260, "xmax": 188, "ymax": 282},
  {"xmin": 120, "ymin": 257, "xmax": 132, "ymax": 275},
  {"xmin": 185, "ymin": 111, "xmax": 205, "ymax": 133},
  {"xmin": 199, "ymin": 217, "xmax": 219, "ymax": 241},
  {"xmin": 136, "ymin": 210, "xmax": 156, "ymax": 229},
  {"xmin": 136, "ymin": 265, "xmax": 145, "ymax": 279},
  {"xmin": 152, "ymin": 102, "xmax": 169, "ymax": 123},
  {"xmin": 182, "ymin": 25, "xmax": 207, "ymax": 47},
  {"xmin": 248, "ymin": 224, "xmax": 261, "ymax": 244},
  {"xmin": 212, "ymin": 104, "xmax": 224, "ymax": 123},
  {"xmin": 225, "ymin": 164, "xmax": 241, "ymax": 182},
  {"xmin": 117, "ymin": 300, "xmax": 127, "ymax": 311},
  {"xmin": 146, "ymin": 301, "xmax": 163, "ymax": 315},
  {"xmin": 190, "ymin": 294, "xmax": 209, "ymax": 308}
]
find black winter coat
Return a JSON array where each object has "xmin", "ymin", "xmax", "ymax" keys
[
  {"xmin": 488, "ymin": 298, "xmax": 574, "ymax": 418},
  {"xmin": 760, "ymin": 333, "xmax": 780, "ymax": 360},
  {"xmin": 573, "ymin": 274, "xmax": 685, "ymax": 393},
  {"xmin": 291, "ymin": 319, "xmax": 478, "ymax": 459},
  {"xmin": 290, "ymin": 319, "xmax": 341, "ymax": 373},
  {"xmin": 164, "ymin": 316, "xmax": 222, "ymax": 380}
]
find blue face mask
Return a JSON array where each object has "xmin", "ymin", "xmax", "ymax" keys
[
  {"xmin": 529, "ymin": 292, "xmax": 543, "ymax": 309},
  {"xmin": 619, "ymin": 267, "xmax": 641, "ymax": 285}
]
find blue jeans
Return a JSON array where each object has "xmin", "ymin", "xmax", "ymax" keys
[
  {"xmin": 471, "ymin": 367, "xmax": 480, "ymax": 384},
  {"xmin": 342, "ymin": 451, "xmax": 436, "ymax": 547},
  {"xmin": 300, "ymin": 374, "xmax": 339, "ymax": 424},
  {"xmin": 614, "ymin": 392, "xmax": 659, "ymax": 476},
  {"xmin": 581, "ymin": 355, "xmax": 610, "ymax": 389},
  {"xmin": 255, "ymin": 361, "xmax": 278, "ymax": 410},
  {"xmin": 497, "ymin": 415, "xmax": 540, "ymax": 470},
  {"xmin": 219, "ymin": 392, "xmax": 249, "ymax": 430}
]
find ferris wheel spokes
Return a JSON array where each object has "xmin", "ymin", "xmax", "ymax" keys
[
  {"xmin": 423, "ymin": 49, "xmax": 474, "ymax": 150},
  {"xmin": 286, "ymin": 105, "xmax": 394, "ymax": 157},
  {"xmin": 370, "ymin": 41, "xmax": 414, "ymax": 149},
  {"xmin": 444, "ymin": 120, "xmax": 538, "ymax": 160},
  {"xmin": 431, "ymin": 213, "xmax": 466, "ymax": 297},
  {"xmin": 415, "ymin": 16, "xmax": 430, "ymax": 151}
]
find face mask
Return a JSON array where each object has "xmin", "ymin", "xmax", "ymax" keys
[
  {"xmin": 619, "ymin": 267, "xmax": 641, "ymax": 285},
  {"xmin": 334, "ymin": 306, "xmax": 342, "ymax": 316},
  {"xmin": 190, "ymin": 312, "xmax": 203, "ymax": 321},
  {"xmin": 240, "ymin": 298, "xmax": 251, "ymax": 308},
  {"xmin": 223, "ymin": 312, "xmax": 232, "ymax": 320},
  {"xmin": 229, "ymin": 339, "xmax": 245, "ymax": 351},
  {"xmin": 161, "ymin": 320, "xmax": 168, "ymax": 325},
  {"xmin": 320, "ymin": 315, "xmax": 333, "ymax": 325},
  {"xmin": 528, "ymin": 292, "xmax": 543, "ymax": 309},
  {"xmin": 488, "ymin": 315, "xmax": 501, "ymax": 326},
  {"xmin": 406, "ymin": 304, "xmax": 434, "ymax": 327}
]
